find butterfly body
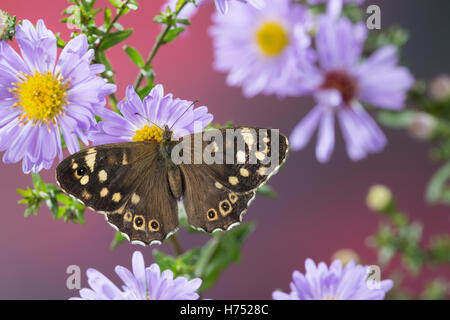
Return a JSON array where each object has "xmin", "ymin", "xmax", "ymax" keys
[{"xmin": 56, "ymin": 126, "xmax": 289, "ymax": 246}]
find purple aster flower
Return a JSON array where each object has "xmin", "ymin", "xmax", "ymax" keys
[
  {"xmin": 71, "ymin": 251, "xmax": 202, "ymax": 300},
  {"xmin": 290, "ymin": 0, "xmax": 414, "ymax": 162},
  {"xmin": 209, "ymin": 0, "xmax": 313, "ymax": 98},
  {"xmin": 308, "ymin": 0, "xmax": 364, "ymax": 5},
  {"xmin": 214, "ymin": 0, "xmax": 265, "ymax": 14},
  {"xmin": 273, "ymin": 258, "xmax": 393, "ymax": 300},
  {"xmin": 89, "ymin": 84, "xmax": 213, "ymax": 145},
  {"xmin": 164, "ymin": 0, "xmax": 264, "ymax": 17},
  {"xmin": 0, "ymin": 19, "xmax": 115, "ymax": 173}
]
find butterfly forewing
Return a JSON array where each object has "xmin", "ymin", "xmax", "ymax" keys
[
  {"xmin": 56, "ymin": 142, "xmax": 179, "ymax": 245},
  {"xmin": 180, "ymin": 127, "xmax": 289, "ymax": 194}
]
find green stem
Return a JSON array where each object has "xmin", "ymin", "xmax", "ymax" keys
[
  {"xmin": 170, "ymin": 234, "xmax": 184, "ymax": 256},
  {"xmin": 95, "ymin": 0, "xmax": 131, "ymax": 52},
  {"xmin": 194, "ymin": 233, "xmax": 224, "ymax": 278},
  {"xmin": 134, "ymin": 2, "xmax": 189, "ymax": 90}
]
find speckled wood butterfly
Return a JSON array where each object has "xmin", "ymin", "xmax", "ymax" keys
[{"xmin": 56, "ymin": 126, "xmax": 289, "ymax": 245}]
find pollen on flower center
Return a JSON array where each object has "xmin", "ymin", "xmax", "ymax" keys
[
  {"xmin": 320, "ymin": 70, "xmax": 358, "ymax": 105},
  {"xmin": 256, "ymin": 21, "xmax": 289, "ymax": 57},
  {"xmin": 12, "ymin": 71, "xmax": 69, "ymax": 124},
  {"xmin": 133, "ymin": 125, "xmax": 163, "ymax": 142}
]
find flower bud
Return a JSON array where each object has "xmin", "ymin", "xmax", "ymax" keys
[
  {"xmin": 332, "ymin": 249, "xmax": 360, "ymax": 266},
  {"xmin": 367, "ymin": 185, "xmax": 393, "ymax": 212},
  {"xmin": 408, "ymin": 112, "xmax": 437, "ymax": 141},
  {"xmin": 429, "ymin": 75, "xmax": 450, "ymax": 101},
  {"xmin": 0, "ymin": 10, "xmax": 15, "ymax": 41}
]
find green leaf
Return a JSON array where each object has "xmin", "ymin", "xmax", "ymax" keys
[
  {"xmin": 98, "ymin": 29, "xmax": 133, "ymax": 51},
  {"xmin": 109, "ymin": 0, "xmax": 123, "ymax": 8},
  {"xmin": 124, "ymin": 45, "xmax": 145, "ymax": 67},
  {"xmin": 377, "ymin": 110, "xmax": 415, "ymax": 129},
  {"xmin": 195, "ymin": 223, "xmax": 255, "ymax": 291},
  {"xmin": 110, "ymin": 231, "xmax": 128, "ymax": 249},
  {"xmin": 257, "ymin": 184, "xmax": 278, "ymax": 199},
  {"xmin": 126, "ymin": 0, "xmax": 139, "ymax": 11},
  {"xmin": 137, "ymin": 85, "xmax": 153, "ymax": 100},
  {"xmin": 161, "ymin": 27, "xmax": 185, "ymax": 44},
  {"xmin": 104, "ymin": 7, "xmax": 112, "ymax": 28},
  {"xmin": 153, "ymin": 248, "xmax": 201, "ymax": 278}
]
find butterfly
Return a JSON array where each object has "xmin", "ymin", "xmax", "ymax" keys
[{"xmin": 56, "ymin": 125, "xmax": 289, "ymax": 246}]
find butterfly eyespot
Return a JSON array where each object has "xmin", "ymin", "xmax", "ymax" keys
[
  {"xmin": 207, "ymin": 209, "xmax": 218, "ymax": 221},
  {"xmin": 228, "ymin": 193, "xmax": 239, "ymax": 204},
  {"xmin": 149, "ymin": 219, "xmax": 160, "ymax": 232},
  {"xmin": 133, "ymin": 215, "xmax": 145, "ymax": 230},
  {"xmin": 219, "ymin": 200, "xmax": 232, "ymax": 216},
  {"xmin": 75, "ymin": 166, "xmax": 87, "ymax": 178}
]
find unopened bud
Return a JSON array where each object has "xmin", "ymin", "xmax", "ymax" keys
[
  {"xmin": 429, "ymin": 75, "xmax": 450, "ymax": 101},
  {"xmin": 367, "ymin": 185, "xmax": 392, "ymax": 212},
  {"xmin": 408, "ymin": 112, "xmax": 436, "ymax": 141},
  {"xmin": 0, "ymin": 11, "xmax": 7, "ymax": 39},
  {"xmin": 332, "ymin": 249, "xmax": 360, "ymax": 266},
  {"xmin": 0, "ymin": 10, "xmax": 15, "ymax": 41}
]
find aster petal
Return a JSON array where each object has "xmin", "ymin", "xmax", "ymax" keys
[
  {"xmin": 316, "ymin": 108, "xmax": 335, "ymax": 163},
  {"xmin": 356, "ymin": 46, "xmax": 414, "ymax": 109},
  {"xmin": 290, "ymin": 105, "xmax": 323, "ymax": 151}
]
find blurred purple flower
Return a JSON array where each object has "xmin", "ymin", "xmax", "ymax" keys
[
  {"xmin": 214, "ymin": 0, "xmax": 265, "ymax": 14},
  {"xmin": 164, "ymin": 0, "xmax": 264, "ymax": 17},
  {"xmin": 0, "ymin": 19, "xmax": 115, "ymax": 173},
  {"xmin": 290, "ymin": 0, "xmax": 414, "ymax": 162},
  {"xmin": 89, "ymin": 84, "xmax": 213, "ymax": 145},
  {"xmin": 308, "ymin": 0, "xmax": 364, "ymax": 5},
  {"xmin": 273, "ymin": 258, "xmax": 393, "ymax": 300},
  {"xmin": 210, "ymin": 0, "xmax": 313, "ymax": 98},
  {"xmin": 71, "ymin": 251, "xmax": 202, "ymax": 300}
]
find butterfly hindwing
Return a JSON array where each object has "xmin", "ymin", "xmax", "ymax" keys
[
  {"xmin": 180, "ymin": 164, "xmax": 256, "ymax": 232},
  {"xmin": 56, "ymin": 142, "xmax": 179, "ymax": 245}
]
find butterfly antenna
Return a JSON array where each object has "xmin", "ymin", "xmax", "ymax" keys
[
  {"xmin": 134, "ymin": 113, "xmax": 163, "ymax": 130},
  {"xmin": 169, "ymin": 100, "xmax": 198, "ymax": 131}
]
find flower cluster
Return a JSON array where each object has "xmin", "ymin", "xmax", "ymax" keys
[
  {"xmin": 0, "ymin": 20, "xmax": 115, "ymax": 173},
  {"xmin": 90, "ymin": 84, "xmax": 213, "ymax": 145},
  {"xmin": 273, "ymin": 259, "xmax": 393, "ymax": 300},
  {"xmin": 72, "ymin": 251, "xmax": 202, "ymax": 300},
  {"xmin": 210, "ymin": 0, "xmax": 414, "ymax": 162}
]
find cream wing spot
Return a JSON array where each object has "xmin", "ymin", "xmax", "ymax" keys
[
  {"xmin": 82, "ymin": 190, "xmax": 92, "ymax": 200},
  {"xmin": 255, "ymin": 151, "xmax": 265, "ymax": 161},
  {"xmin": 112, "ymin": 192, "xmax": 122, "ymax": 202},
  {"xmin": 98, "ymin": 170, "xmax": 107, "ymax": 183},
  {"xmin": 122, "ymin": 153, "xmax": 128, "ymax": 165},
  {"xmin": 215, "ymin": 181, "xmax": 223, "ymax": 189},
  {"xmin": 229, "ymin": 176, "xmax": 239, "ymax": 185},
  {"xmin": 80, "ymin": 175, "xmax": 89, "ymax": 185},
  {"xmin": 239, "ymin": 168, "xmax": 249, "ymax": 177},
  {"xmin": 85, "ymin": 150, "xmax": 97, "ymax": 173},
  {"xmin": 131, "ymin": 193, "xmax": 140, "ymax": 205},
  {"xmin": 100, "ymin": 187, "xmax": 109, "ymax": 198},
  {"xmin": 236, "ymin": 150, "xmax": 246, "ymax": 163},
  {"xmin": 257, "ymin": 166, "xmax": 268, "ymax": 176}
]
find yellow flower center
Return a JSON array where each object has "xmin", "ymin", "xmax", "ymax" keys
[
  {"xmin": 133, "ymin": 125, "xmax": 163, "ymax": 142},
  {"xmin": 256, "ymin": 21, "xmax": 289, "ymax": 57},
  {"xmin": 12, "ymin": 71, "xmax": 69, "ymax": 125}
]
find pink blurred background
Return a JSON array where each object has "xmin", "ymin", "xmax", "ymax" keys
[{"xmin": 0, "ymin": 0, "xmax": 449, "ymax": 299}]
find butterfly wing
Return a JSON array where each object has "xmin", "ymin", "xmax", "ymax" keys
[
  {"xmin": 180, "ymin": 164, "xmax": 256, "ymax": 232},
  {"xmin": 177, "ymin": 127, "xmax": 288, "ymax": 231},
  {"xmin": 56, "ymin": 142, "xmax": 179, "ymax": 245}
]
